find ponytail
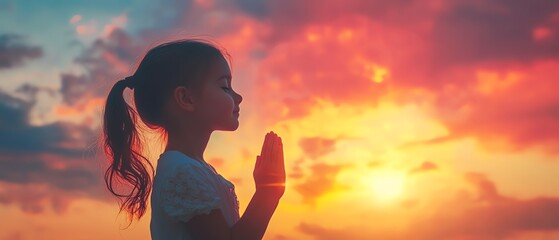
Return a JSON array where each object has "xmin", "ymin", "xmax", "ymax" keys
[{"xmin": 102, "ymin": 78, "xmax": 154, "ymax": 222}]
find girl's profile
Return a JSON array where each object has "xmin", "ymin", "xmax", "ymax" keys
[{"xmin": 102, "ymin": 39, "xmax": 285, "ymax": 240}]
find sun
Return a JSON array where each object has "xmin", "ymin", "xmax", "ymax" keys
[{"xmin": 363, "ymin": 170, "xmax": 406, "ymax": 202}]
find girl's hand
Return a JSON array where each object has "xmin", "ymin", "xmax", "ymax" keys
[{"xmin": 253, "ymin": 131, "xmax": 285, "ymax": 200}]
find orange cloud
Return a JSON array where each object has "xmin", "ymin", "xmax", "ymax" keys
[
  {"xmin": 298, "ymin": 137, "xmax": 337, "ymax": 160},
  {"xmin": 54, "ymin": 97, "xmax": 104, "ymax": 122},
  {"xmin": 408, "ymin": 161, "xmax": 437, "ymax": 175},
  {"xmin": 293, "ymin": 163, "xmax": 348, "ymax": 204}
]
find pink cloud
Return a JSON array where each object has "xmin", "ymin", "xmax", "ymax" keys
[
  {"xmin": 102, "ymin": 14, "xmax": 128, "ymax": 38},
  {"xmin": 69, "ymin": 14, "xmax": 82, "ymax": 24},
  {"xmin": 424, "ymin": 60, "xmax": 559, "ymax": 153}
]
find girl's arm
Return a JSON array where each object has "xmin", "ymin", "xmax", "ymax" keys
[
  {"xmin": 186, "ymin": 132, "xmax": 285, "ymax": 240},
  {"xmin": 186, "ymin": 189, "xmax": 281, "ymax": 240}
]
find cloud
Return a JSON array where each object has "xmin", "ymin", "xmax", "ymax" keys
[
  {"xmin": 288, "ymin": 157, "xmax": 305, "ymax": 180},
  {"xmin": 239, "ymin": 0, "xmax": 558, "ymax": 76},
  {"xmin": 297, "ymin": 172, "xmax": 559, "ymax": 240},
  {"xmin": 0, "ymin": 181, "xmax": 98, "ymax": 214},
  {"xmin": 60, "ymin": 28, "xmax": 139, "ymax": 105},
  {"xmin": 233, "ymin": 0, "xmax": 447, "ymax": 46},
  {"xmin": 0, "ymin": 91, "xmax": 92, "ymax": 155},
  {"xmin": 386, "ymin": 1, "xmax": 559, "ymax": 153},
  {"xmin": 0, "ymin": 34, "xmax": 43, "ymax": 69},
  {"xmin": 408, "ymin": 161, "xmax": 437, "ymax": 175},
  {"xmin": 0, "ymin": 90, "xmax": 104, "ymax": 213},
  {"xmin": 410, "ymin": 172, "xmax": 559, "ymax": 239},
  {"xmin": 293, "ymin": 163, "xmax": 347, "ymax": 204},
  {"xmin": 238, "ymin": 1, "xmax": 452, "ymax": 123},
  {"xmin": 298, "ymin": 137, "xmax": 337, "ymax": 160},
  {"xmin": 298, "ymin": 222, "xmax": 366, "ymax": 240},
  {"xmin": 69, "ymin": 13, "xmax": 129, "ymax": 39},
  {"xmin": 25, "ymin": 0, "xmax": 559, "ymax": 166},
  {"xmin": 0, "ymin": 153, "xmax": 100, "ymax": 190},
  {"xmin": 232, "ymin": 0, "xmax": 559, "ymax": 155},
  {"xmin": 426, "ymin": 60, "xmax": 559, "ymax": 153},
  {"xmin": 429, "ymin": 0, "xmax": 559, "ymax": 68},
  {"xmin": 251, "ymin": 19, "xmax": 396, "ymax": 122},
  {"xmin": 59, "ymin": 3, "xmax": 250, "ymax": 106},
  {"xmin": 69, "ymin": 14, "xmax": 82, "ymax": 24}
]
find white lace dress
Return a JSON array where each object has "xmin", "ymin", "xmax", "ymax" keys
[{"xmin": 150, "ymin": 150, "xmax": 240, "ymax": 240}]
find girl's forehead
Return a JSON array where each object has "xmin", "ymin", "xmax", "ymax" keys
[{"xmin": 209, "ymin": 56, "xmax": 232, "ymax": 78}]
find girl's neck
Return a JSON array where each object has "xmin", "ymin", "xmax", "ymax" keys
[{"xmin": 165, "ymin": 126, "xmax": 212, "ymax": 164}]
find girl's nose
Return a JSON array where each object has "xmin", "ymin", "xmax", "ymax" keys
[{"xmin": 235, "ymin": 91, "xmax": 243, "ymax": 104}]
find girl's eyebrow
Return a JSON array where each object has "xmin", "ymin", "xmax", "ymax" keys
[{"xmin": 216, "ymin": 74, "xmax": 232, "ymax": 81}]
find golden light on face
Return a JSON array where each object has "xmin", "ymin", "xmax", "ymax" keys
[{"xmin": 362, "ymin": 170, "xmax": 406, "ymax": 203}]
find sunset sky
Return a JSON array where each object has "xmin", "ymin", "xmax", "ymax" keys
[{"xmin": 2, "ymin": 0, "xmax": 559, "ymax": 239}]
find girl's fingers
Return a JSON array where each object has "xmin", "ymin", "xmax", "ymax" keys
[
  {"xmin": 278, "ymin": 137, "xmax": 284, "ymax": 169},
  {"xmin": 260, "ymin": 133, "xmax": 269, "ymax": 158},
  {"xmin": 255, "ymin": 155, "xmax": 261, "ymax": 170},
  {"xmin": 270, "ymin": 135, "xmax": 279, "ymax": 168},
  {"xmin": 260, "ymin": 131, "xmax": 283, "ymax": 172},
  {"xmin": 274, "ymin": 134, "xmax": 281, "ymax": 165},
  {"xmin": 265, "ymin": 132, "xmax": 275, "ymax": 163}
]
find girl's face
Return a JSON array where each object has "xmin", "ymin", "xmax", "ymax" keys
[{"xmin": 194, "ymin": 56, "xmax": 243, "ymax": 131}]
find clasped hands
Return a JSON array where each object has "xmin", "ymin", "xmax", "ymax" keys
[{"xmin": 253, "ymin": 131, "xmax": 286, "ymax": 199}]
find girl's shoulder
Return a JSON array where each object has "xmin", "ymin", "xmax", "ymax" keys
[
  {"xmin": 156, "ymin": 150, "xmax": 206, "ymax": 176},
  {"xmin": 158, "ymin": 150, "xmax": 202, "ymax": 165}
]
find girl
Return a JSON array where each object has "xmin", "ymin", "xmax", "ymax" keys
[{"xmin": 102, "ymin": 39, "xmax": 285, "ymax": 240}]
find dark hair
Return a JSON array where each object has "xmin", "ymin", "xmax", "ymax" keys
[{"xmin": 102, "ymin": 39, "xmax": 227, "ymax": 222}]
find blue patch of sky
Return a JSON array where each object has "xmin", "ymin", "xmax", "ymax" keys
[{"xmin": 0, "ymin": 0, "xmax": 160, "ymax": 88}]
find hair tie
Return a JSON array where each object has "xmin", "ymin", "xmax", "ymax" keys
[{"xmin": 123, "ymin": 76, "xmax": 135, "ymax": 90}]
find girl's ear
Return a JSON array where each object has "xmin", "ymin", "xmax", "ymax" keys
[{"xmin": 173, "ymin": 86, "xmax": 195, "ymax": 112}]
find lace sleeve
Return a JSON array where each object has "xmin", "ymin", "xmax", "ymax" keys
[{"xmin": 161, "ymin": 164, "xmax": 221, "ymax": 223}]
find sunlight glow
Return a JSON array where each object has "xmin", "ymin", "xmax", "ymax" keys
[{"xmin": 363, "ymin": 170, "xmax": 406, "ymax": 202}]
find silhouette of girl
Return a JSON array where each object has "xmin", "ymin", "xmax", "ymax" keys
[{"xmin": 102, "ymin": 39, "xmax": 285, "ymax": 239}]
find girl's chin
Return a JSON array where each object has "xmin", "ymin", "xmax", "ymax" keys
[{"xmin": 216, "ymin": 121, "xmax": 240, "ymax": 131}]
